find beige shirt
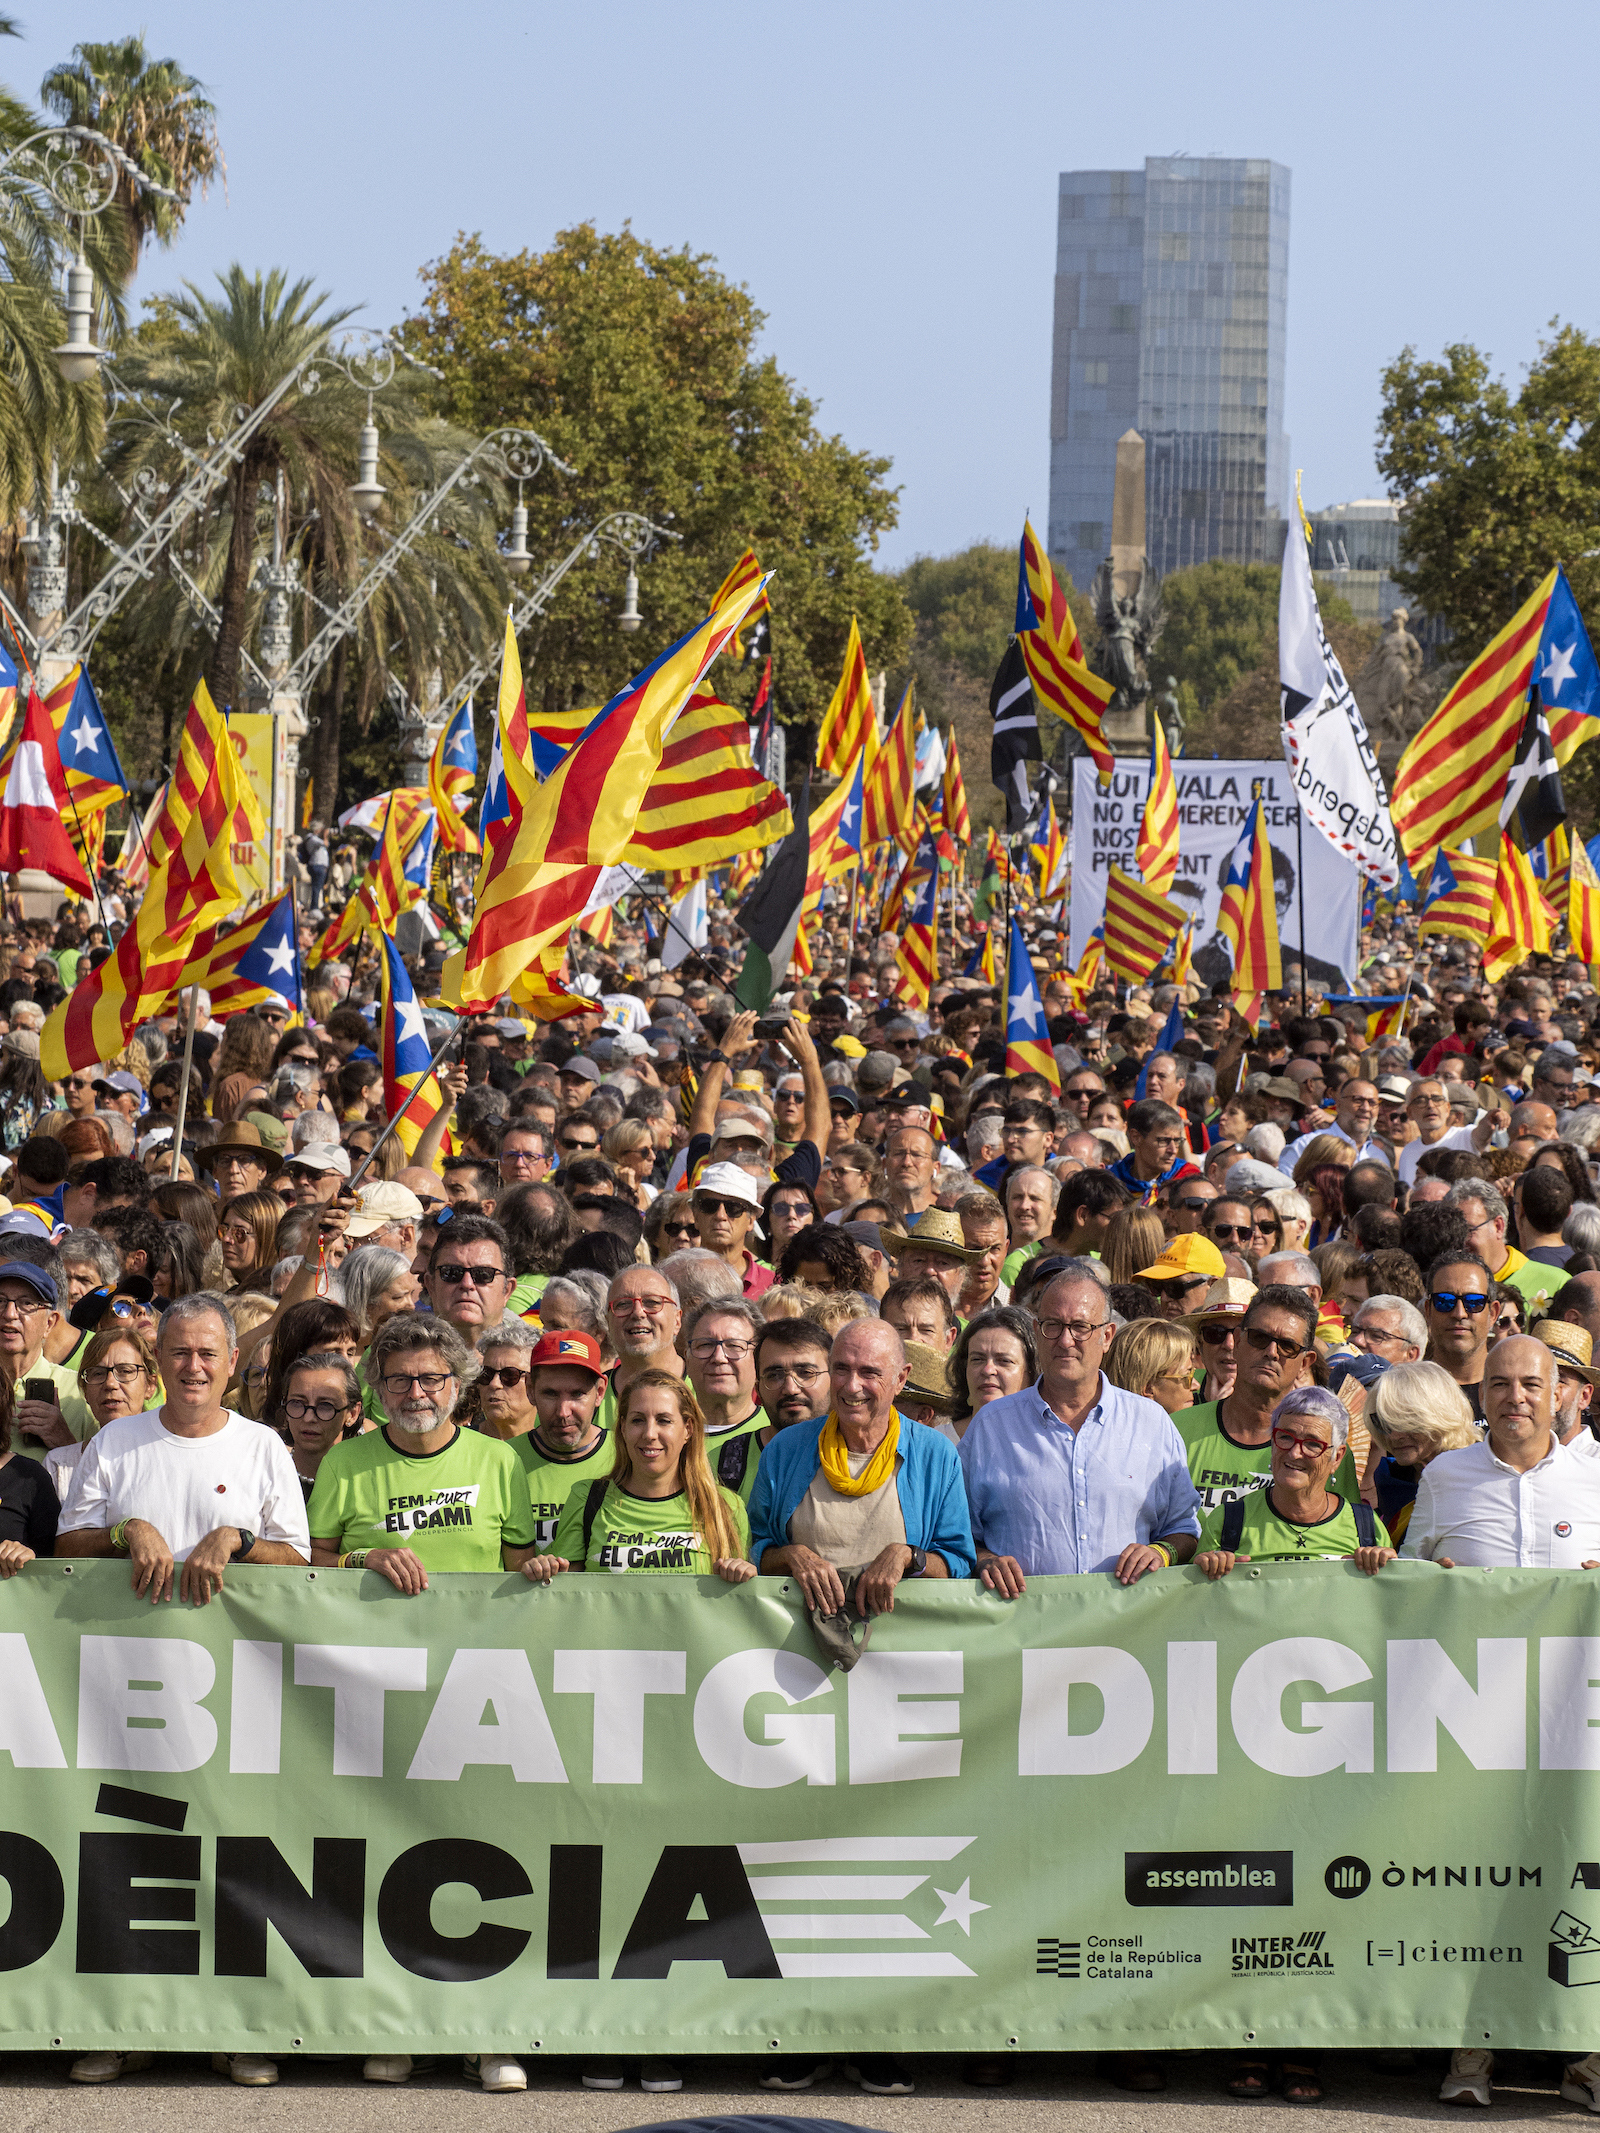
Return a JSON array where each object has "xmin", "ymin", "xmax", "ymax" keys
[{"xmin": 789, "ymin": 1444, "xmax": 906, "ymax": 1569}]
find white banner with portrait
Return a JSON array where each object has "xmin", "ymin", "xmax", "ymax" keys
[{"xmin": 1068, "ymin": 756, "xmax": 1360, "ymax": 990}]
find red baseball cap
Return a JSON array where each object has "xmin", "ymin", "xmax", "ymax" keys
[{"xmin": 527, "ymin": 1328, "xmax": 606, "ymax": 1378}]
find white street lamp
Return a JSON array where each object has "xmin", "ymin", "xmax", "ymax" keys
[
  {"xmin": 617, "ymin": 564, "xmax": 642, "ymax": 633},
  {"xmin": 349, "ymin": 404, "xmax": 386, "ymax": 517},
  {"xmin": 503, "ymin": 492, "xmax": 532, "ymax": 577}
]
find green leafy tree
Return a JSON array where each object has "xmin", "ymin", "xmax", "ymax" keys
[
  {"xmin": 41, "ymin": 34, "xmax": 222, "ymax": 267},
  {"xmin": 397, "ymin": 225, "xmax": 910, "ymax": 756},
  {"xmin": 1155, "ymin": 560, "xmax": 1284, "ymax": 716},
  {"xmin": 1376, "ymin": 323, "xmax": 1600, "ymax": 651}
]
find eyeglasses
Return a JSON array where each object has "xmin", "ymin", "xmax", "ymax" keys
[
  {"xmin": 432, "ymin": 1262, "xmax": 506, "ymax": 1287},
  {"xmin": 689, "ymin": 1336, "xmax": 754, "ymax": 1360},
  {"xmin": 501, "ymin": 1148, "xmax": 546, "ymax": 1168},
  {"xmin": 0, "ymin": 1295, "xmax": 47, "ymax": 1318},
  {"xmin": 68, "ymin": 1074, "xmax": 97, "ymax": 1091},
  {"xmin": 609, "ymin": 1293, "xmax": 672, "ymax": 1315},
  {"xmin": 284, "ymin": 1395, "xmax": 355, "ymax": 1423},
  {"xmin": 83, "ymin": 1362, "xmax": 148, "ymax": 1386},
  {"xmin": 760, "ymin": 1363, "xmax": 825, "ymax": 1385},
  {"xmin": 1271, "ymin": 1426, "xmax": 1331, "ymax": 1457},
  {"xmin": 1244, "ymin": 1327, "xmax": 1309, "ymax": 1358},
  {"xmin": 694, "ymin": 1196, "xmax": 748, "ymax": 1218},
  {"xmin": 381, "ymin": 1371, "xmax": 454, "ymax": 1394},
  {"xmin": 1355, "ymin": 1324, "xmax": 1410, "ymax": 1348},
  {"xmin": 480, "ymin": 1365, "xmax": 530, "ymax": 1389},
  {"xmin": 1035, "ymin": 1316, "xmax": 1110, "ymax": 1343},
  {"xmin": 1429, "ymin": 1290, "xmax": 1490, "ymax": 1316}
]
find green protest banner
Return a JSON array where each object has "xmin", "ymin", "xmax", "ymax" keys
[{"xmin": 0, "ymin": 1557, "xmax": 1597, "ymax": 2058}]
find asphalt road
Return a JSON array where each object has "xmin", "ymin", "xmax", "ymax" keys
[{"xmin": 0, "ymin": 2049, "xmax": 1586, "ymax": 2132}]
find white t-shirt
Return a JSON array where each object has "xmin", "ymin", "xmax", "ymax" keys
[
  {"xmin": 1397, "ymin": 1123, "xmax": 1479, "ymax": 1185},
  {"xmin": 59, "ymin": 1408, "xmax": 310, "ymax": 1561}
]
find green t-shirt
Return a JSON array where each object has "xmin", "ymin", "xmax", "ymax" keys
[
  {"xmin": 552, "ymin": 1478, "xmax": 750, "ymax": 1576},
  {"xmin": 307, "ymin": 1424, "xmax": 538, "ymax": 1571},
  {"xmin": 1496, "ymin": 1249, "xmax": 1570, "ymax": 1315},
  {"xmin": 704, "ymin": 1408, "xmax": 768, "ymax": 1506},
  {"xmin": 1001, "ymin": 1239, "xmax": 1044, "ymax": 1288},
  {"xmin": 1197, "ymin": 1486, "xmax": 1364, "ymax": 1562},
  {"xmin": 507, "ymin": 1273, "xmax": 550, "ymax": 1321},
  {"xmin": 512, "ymin": 1426, "xmax": 613, "ymax": 1552},
  {"xmin": 13, "ymin": 1353, "xmax": 97, "ymax": 1463},
  {"xmin": 1174, "ymin": 1400, "xmax": 1358, "ymax": 1513}
]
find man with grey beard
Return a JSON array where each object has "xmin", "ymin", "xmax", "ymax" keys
[{"xmin": 307, "ymin": 1311, "xmax": 540, "ymax": 2094}]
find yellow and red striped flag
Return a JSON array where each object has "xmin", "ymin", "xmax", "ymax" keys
[
  {"xmin": 1484, "ymin": 836, "xmax": 1556, "ymax": 982},
  {"xmin": 623, "ymin": 688, "xmax": 791, "ymax": 871},
  {"xmin": 1415, "ymin": 847, "xmax": 1498, "ymax": 944},
  {"xmin": 426, "ymin": 700, "xmax": 480, "ymax": 854},
  {"xmin": 1137, "ymin": 714, "xmax": 1181, "ymax": 896},
  {"xmin": 816, "ymin": 616, "xmax": 876, "ymax": 778},
  {"xmin": 707, "ymin": 547, "xmax": 770, "ymax": 662},
  {"xmin": 894, "ymin": 864, "xmax": 939, "ymax": 1007},
  {"xmin": 1570, "ymin": 836, "xmax": 1600, "ymax": 964},
  {"xmin": 1033, "ymin": 791, "xmax": 1067, "ymax": 900},
  {"xmin": 1015, "ymin": 518, "xmax": 1115, "ymax": 784},
  {"xmin": 311, "ymin": 791, "xmax": 425, "ymax": 965},
  {"xmin": 804, "ymin": 751, "xmax": 867, "ymax": 895},
  {"xmin": 446, "ymin": 571, "xmax": 770, "ymax": 1008},
  {"xmin": 1102, "ymin": 867, "xmax": 1189, "ymax": 983},
  {"xmin": 1171, "ymin": 923, "xmax": 1194, "ymax": 988},
  {"xmin": 1003, "ymin": 911, "xmax": 1059, "ymax": 1088},
  {"xmin": 942, "ymin": 729, "xmax": 972, "ymax": 847},
  {"xmin": 1391, "ymin": 567, "xmax": 1599, "ymax": 872},
  {"xmin": 1538, "ymin": 822, "xmax": 1571, "ymax": 911},
  {"xmin": 1217, "ymin": 797, "xmax": 1282, "ymax": 995},
  {"xmin": 42, "ymin": 681, "xmax": 262, "ymax": 1077},
  {"xmin": 863, "ymin": 679, "xmax": 917, "ymax": 852}
]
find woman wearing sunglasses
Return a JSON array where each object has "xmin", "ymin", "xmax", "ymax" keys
[
  {"xmin": 644, "ymin": 1191, "xmax": 699, "ymax": 1261},
  {"xmin": 475, "ymin": 1318, "xmax": 541, "ymax": 1441}
]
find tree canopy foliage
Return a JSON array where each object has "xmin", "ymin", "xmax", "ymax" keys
[
  {"xmin": 397, "ymin": 225, "xmax": 911, "ymax": 741},
  {"xmin": 1377, "ymin": 323, "xmax": 1600, "ymax": 651}
]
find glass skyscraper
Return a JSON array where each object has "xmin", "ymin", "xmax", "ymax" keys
[{"xmin": 1047, "ymin": 156, "xmax": 1291, "ymax": 592}]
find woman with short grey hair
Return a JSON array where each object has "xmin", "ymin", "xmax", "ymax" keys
[
  {"xmin": 340, "ymin": 1247, "xmax": 416, "ymax": 1338},
  {"xmin": 1194, "ymin": 1384, "xmax": 1373, "ymax": 1585}
]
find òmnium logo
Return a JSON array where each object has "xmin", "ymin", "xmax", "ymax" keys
[
  {"xmin": 1326, "ymin": 1856, "xmax": 1371, "ymax": 1899},
  {"xmin": 1125, "ymin": 1851, "xmax": 1293, "ymax": 1909}
]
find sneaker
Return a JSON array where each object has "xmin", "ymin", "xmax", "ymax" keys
[
  {"xmin": 581, "ymin": 2060, "xmax": 625, "ymax": 2090},
  {"xmin": 760, "ymin": 2057, "xmax": 834, "ymax": 2090},
  {"xmin": 70, "ymin": 2052, "xmax": 153, "ymax": 2084},
  {"xmin": 1562, "ymin": 2055, "xmax": 1600, "ymax": 2113},
  {"xmin": 847, "ymin": 2056, "xmax": 914, "ymax": 2095},
  {"xmin": 640, "ymin": 2061, "xmax": 683, "ymax": 2092},
  {"xmin": 1440, "ymin": 2049, "xmax": 1493, "ymax": 2106},
  {"xmin": 362, "ymin": 2056, "xmax": 413, "ymax": 2083},
  {"xmin": 465, "ymin": 2054, "xmax": 526, "ymax": 2092},
  {"xmin": 211, "ymin": 2053, "xmax": 278, "ymax": 2087}
]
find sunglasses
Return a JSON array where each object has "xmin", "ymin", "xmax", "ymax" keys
[
  {"xmin": 481, "ymin": 1365, "xmax": 529, "ymax": 1389},
  {"xmin": 433, "ymin": 1262, "xmax": 505, "ymax": 1287},
  {"xmin": 1176, "ymin": 1197, "xmax": 1214, "ymax": 1214},
  {"xmin": 1209, "ymin": 1222, "xmax": 1252, "ymax": 1242},
  {"xmin": 1429, "ymin": 1290, "xmax": 1490, "ymax": 1316},
  {"xmin": 663, "ymin": 1219, "xmax": 698, "ymax": 1239},
  {"xmin": 560, "ymin": 1137, "xmax": 599, "ymax": 1153},
  {"xmin": 694, "ymin": 1196, "xmax": 749, "ymax": 1217},
  {"xmin": 1199, "ymin": 1322, "xmax": 1240, "ymax": 1345},
  {"xmin": 1244, "ymin": 1327, "xmax": 1308, "ymax": 1358}
]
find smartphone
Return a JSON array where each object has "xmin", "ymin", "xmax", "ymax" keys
[
  {"xmin": 23, "ymin": 1378, "xmax": 55, "ymax": 1405},
  {"xmin": 755, "ymin": 1013, "xmax": 792, "ymax": 1039}
]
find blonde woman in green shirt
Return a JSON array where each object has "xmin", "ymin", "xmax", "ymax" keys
[{"xmin": 530, "ymin": 1371, "xmax": 755, "ymax": 1581}]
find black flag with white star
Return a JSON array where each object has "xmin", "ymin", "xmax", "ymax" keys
[
  {"xmin": 1499, "ymin": 686, "xmax": 1566, "ymax": 852},
  {"xmin": 989, "ymin": 637, "xmax": 1040, "ymax": 833}
]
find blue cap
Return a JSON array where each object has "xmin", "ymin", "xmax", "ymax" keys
[{"xmin": 0, "ymin": 1260, "xmax": 58, "ymax": 1308}]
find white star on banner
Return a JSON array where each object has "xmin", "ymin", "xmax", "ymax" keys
[
  {"xmin": 933, "ymin": 1880, "xmax": 989, "ymax": 1935},
  {"xmin": 68, "ymin": 714, "xmax": 99, "ymax": 758},
  {"xmin": 1008, "ymin": 988, "xmax": 1041, "ymax": 1034},
  {"xmin": 1544, "ymin": 641, "xmax": 1578, "ymax": 695},
  {"xmin": 395, "ymin": 998, "xmax": 427, "ymax": 1051},
  {"xmin": 264, "ymin": 937, "xmax": 295, "ymax": 976}
]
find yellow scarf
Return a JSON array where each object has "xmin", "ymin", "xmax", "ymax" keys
[{"xmin": 817, "ymin": 1411, "xmax": 899, "ymax": 1497}]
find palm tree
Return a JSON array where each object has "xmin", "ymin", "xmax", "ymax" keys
[{"xmin": 40, "ymin": 35, "xmax": 222, "ymax": 267}]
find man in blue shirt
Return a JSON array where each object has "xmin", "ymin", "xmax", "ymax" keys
[{"xmin": 959, "ymin": 1259, "xmax": 1201, "ymax": 1592}]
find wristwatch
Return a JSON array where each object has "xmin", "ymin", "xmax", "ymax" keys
[
  {"xmin": 231, "ymin": 1529, "xmax": 258, "ymax": 1562},
  {"xmin": 904, "ymin": 1546, "xmax": 928, "ymax": 1579}
]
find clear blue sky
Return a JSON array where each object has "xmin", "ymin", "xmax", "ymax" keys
[{"xmin": 32, "ymin": 0, "xmax": 1600, "ymax": 571}]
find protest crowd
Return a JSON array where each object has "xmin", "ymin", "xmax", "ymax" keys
[{"xmin": 0, "ymin": 848, "xmax": 1598, "ymax": 2110}]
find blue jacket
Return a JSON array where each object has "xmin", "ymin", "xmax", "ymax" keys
[
  {"xmin": 974, "ymin": 1153, "xmax": 1011, "ymax": 1195},
  {"xmin": 748, "ymin": 1413, "xmax": 976, "ymax": 1579}
]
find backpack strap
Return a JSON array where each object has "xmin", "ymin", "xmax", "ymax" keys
[
  {"xmin": 580, "ymin": 1477, "xmax": 609, "ymax": 1562},
  {"xmin": 1353, "ymin": 1501, "xmax": 1378, "ymax": 1548},
  {"xmin": 1219, "ymin": 1496, "xmax": 1247, "ymax": 1554},
  {"xmin": 716, "ymin": 1432, "xmax": 752, "ymax": 1492}
]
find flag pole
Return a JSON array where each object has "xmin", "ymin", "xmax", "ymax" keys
[
  {"xmin": 167, "ymin": 983, "xmax": 201, "ymax": 1183},
  {"xmin": 343, "ymin": 1015, "xmax": 468, "ymax": 1199},
  {"xmin": 1295, "ymin": 794, "xmax": 1308, "ymax": 1019},
  {"xmin": 625, "ymin": 879, "xmax": 723, "ymax": 990}
]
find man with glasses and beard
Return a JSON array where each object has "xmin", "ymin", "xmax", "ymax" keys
[
  {"xmin": 756, "ymin": 1319, "xmax": 833, "ymax": 1431},
  {"xmin": 1171, "ymin": 1287, "xmax": 1356, "ymax": 1517},
  {"xmin": 1422, "ymin": 1250, "xmax": 1498, "ymax": 1421},
  {"xmin": 307, "ymin": 1312, "xmax": 537, "ymax": 2093},
  {"xmin": 959, "ymin": 1261, "xmax": 1200, "ymax": 1597}
]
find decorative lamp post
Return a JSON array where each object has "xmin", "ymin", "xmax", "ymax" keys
[
  {"xmin": 617, "ymin": 564, "xmax": 642, "ymax": 633},
  {"xmin": 53, "ymin": 255, "xmax": 106, "ymax": 383},
  {"xmin": 349, "ymin": 403, "xmax": 386, "ymax": 518}
]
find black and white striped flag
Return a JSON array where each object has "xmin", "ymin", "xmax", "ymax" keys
[{"xmin": 989, "ymin": 638, "xmax": 1039, "ymax": 833}]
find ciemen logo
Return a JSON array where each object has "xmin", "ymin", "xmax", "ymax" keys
[{"xmin": 1125, "ymin": 1850, "xmax": 1294, "ymax": 1909}]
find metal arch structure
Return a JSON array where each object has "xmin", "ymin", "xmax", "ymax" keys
[{"xmin": 1, "ymin": 120, "xmax": 179, "ymax": 223}]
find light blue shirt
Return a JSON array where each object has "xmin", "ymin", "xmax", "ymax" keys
[{"xmin": 958, "ymin": 1375, "xmax": 1201, "ymax": 1574}]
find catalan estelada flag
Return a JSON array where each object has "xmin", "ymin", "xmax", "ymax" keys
[
  {"xmin": 1570, "ymin": 835, "xmax": 1600, "ymax": 964},
  {"xmin": 1102, "ymin": 866, "xmax": 1188, "ymax": 983},
  {"xmin": 1015, "ymin": 517, "xmax": 1115, "ymax": 784},
  {"xmin": 1004, "ymin": 912, "xmax": 1059, "ymax": 1088},
  {"xmin": 427, "ymin": 700, "xmax": 479, "ymax": 853},
  {"xmin": 1484, "ymin": 835, "xmax": 1556, "ymax": 982},
  {"xmin": 42, "ymin": 681, "xmax": 262, "ymax": 1077},
  {"xmin": 622, "ymin": 688, "xmax": 790, "ymax": 872},
  {"xmin": 179, "ymin": 891, "xmax": 302, "ymax": 1018},
  {"xmin": 962, "ymin": 928, "xmax": 998, "ymax": 984},
  {"xmin": 1033, "ymin": 790, "xmax": 1067, "ymax": 900},
  {"xmin": 863, "ymin": 679, "xmax": 917, "ymax": 853},
  {"xmin": 0, "ymin": 663, "xmax": 129, "ymax": 817},
  {"xmin": 1391, "ymin": 567, "xmax": 1600, "ymax": 872},
  {"xmin": 894, "ymin": 862, "xmax": 939, "ymax": 1007},
  {"xmin": 882, "ymin": 824, "xmax": 938, "ymax": 934},
  {"xmin": 707, "ymin": 547, "xmax": 770, "ymax": 662},
  {"xmin": 312, "ymin": 791, "xmax": 428, "ymax": 964},
  {"xmin": 1218, "ymin": 797, "xmax": 1282, "ymax": 995},
  {"xmin": 816, "ymin": 616, "xmax": 876, "ymax": 778},
  {"xmin": 807, "ymin": 750, "xmax": 866, "ymax": 889},
  {"xmin": 1416, "ymin": 846, "xmax": 1497, "ymax": 944},
  {"xmin": 1325, "ymin": 993, "xmax": 1409, "ymax": 1043},
  {"xmin": 379, "ymin": 933, "xmax": 448, "ymax": 1158},
  {"xmin": 943, "ymin": 728, "xmax": 972, "ymax": 847},
  {"xmin": 446, "ymin": 571, "xmax": 770, "ymax": 1008},
  {"xmin": 1137, "ymin": 715, "xmax": 1181, "ymax": 896}
]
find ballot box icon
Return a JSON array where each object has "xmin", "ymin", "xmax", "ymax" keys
[{"xmin": 1550, "ymin": 1912, "xmax": 1600, "ymax": 1987}]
